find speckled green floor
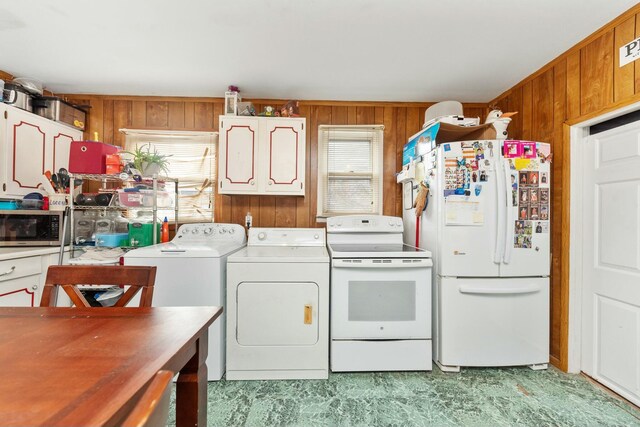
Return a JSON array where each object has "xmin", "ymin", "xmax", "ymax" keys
[{"xmin": 169, "ymin": 366, "xmax": 640, "ymax": 426}]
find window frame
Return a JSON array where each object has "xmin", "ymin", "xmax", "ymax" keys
[
  {"xmin": 121, "ymin": 128, "xmax": 217, "ymax": 223},
  {"xmin": 316, "ymin": 124, "xmax": 384, "ymax": 221}
]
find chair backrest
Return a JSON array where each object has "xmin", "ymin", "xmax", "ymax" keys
[
  {"xmin": 40, "ymin": 265, "xmax": 157, "ymax": 308},
  {"xmin": 122, "ymin": 370, "xmax": 174, "ymax": 427}
]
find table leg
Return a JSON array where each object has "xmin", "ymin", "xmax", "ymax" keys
[{"xmin": 176, "ymin": 333, "xmax": 209, "ymax": 427}]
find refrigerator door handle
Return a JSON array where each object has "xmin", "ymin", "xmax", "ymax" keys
[
  {"xmin": 494, "ymin": 157, "xmax": 506, "ymax": 264},
  {"xmin": 458, "ymin": 284, "xmax": 542, "ymax": 295},
  {"xmin": 503, "ymin": 159, "xmax": 514, "ymax": 264}
]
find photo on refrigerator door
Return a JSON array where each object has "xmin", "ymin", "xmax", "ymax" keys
[
  {"xmin": 519, "ymin": 171, "xmax": 528, "ymax": 186},
  {"xmin": 540, "ymin": 172, "xmax": 549, "ymax": 185},
  {"xmin": 528, "ymin": 171, "xmax": 539, "ymax": 186},
  {"xmin": 530, "ymin": 188, "xmax": 539, "ymax": 203},
  {"xmin": 540, "ymin": 205, "xmax": 549, "ymax": 220},
  {"xmin": 535, "ymin": 221, "xmax": 549, "ymax": 233},
  {"xmin": 529, "ymin": 205, "xmax": 540, "ymax": 220},
  {"xmin": 519, "ymin": 188, "xmax": 529, "ymax": 204},
  {"xmin": 519, "ymin": 204, "xmax": 528, "ymax": 220},
  {"xmin": 514, "ymin": 220, "xmax": 532, "ymax": 235},
  {"xmin": 540, "ymin": 188, "xmax": 549, "ymax": 203},
  {"xmin": 504, "ymin": 141, "xmax": 521, "ymax": 158},
  {"xmin": 521, "ymin": 142, "xmax": 537, "ymax": 159},
  {"xmin": 514, "ymin": 234, "xmax": 532, "ymax": 248}
]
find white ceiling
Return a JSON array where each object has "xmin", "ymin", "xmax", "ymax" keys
[{"xmin": 0, "ymin": 0, "xmax": 636, "ymax": 102}]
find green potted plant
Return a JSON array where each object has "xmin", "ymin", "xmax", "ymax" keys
[{"xmin": 124, "ymin": 144, "xmax": 171, "ymax": 176}]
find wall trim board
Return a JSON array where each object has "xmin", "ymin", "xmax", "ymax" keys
[
  {"xmin": 566, "ymin": 92, "xmax": 640, "ymax": 126},
  {"xmin": 59, "ymin": 94, "xmax": 487, "ymax": 109},
  {"xmin": 490, "ymin": 3, "xmax": 640, "ymax": 105}
]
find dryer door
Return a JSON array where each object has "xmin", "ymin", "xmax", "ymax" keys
[{"xmin": 237, "ymin": 281, "xmax": 319, "ymax": 346}]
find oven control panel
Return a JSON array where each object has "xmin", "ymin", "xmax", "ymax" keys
[{"xmin": 327, "ymin": 215, "xmax": 403, "ymax": 233}]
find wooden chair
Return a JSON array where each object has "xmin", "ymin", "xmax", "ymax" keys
[
  {"xmin": 40, "ymin": 265, "xmax": 157, "ymax": 308},
  {"xmin": 122, "ymin": 370, "xmax": 174, "ymax": 427}
]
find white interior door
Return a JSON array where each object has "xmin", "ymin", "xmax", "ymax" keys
[{"xmin": 582, "ymin": 121, "xmax": 640, "ymax": 406}]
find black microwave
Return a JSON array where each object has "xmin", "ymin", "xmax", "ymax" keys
[{"xmin": 0, "ymin": 210, "xmax": 70, "ymax": 247}]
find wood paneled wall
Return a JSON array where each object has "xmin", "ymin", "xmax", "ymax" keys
[
  {"xmin": 61, "ymin": 95, "xmax": 486, "ymax": 229},
  {"xmin": 490, "ymin": 3, "xmax": 640, "ymax": 371}
]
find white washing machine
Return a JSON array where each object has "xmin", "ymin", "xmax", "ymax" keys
[
  {"xmin": 226, "ymin": 227, "xmax": 329, "ymax": 380},
  {"xmin": 123, "ymin": 222, "xmax": 246, "ymax": 381}
]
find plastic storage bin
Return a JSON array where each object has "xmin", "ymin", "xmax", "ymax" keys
[
  {"xmin": 117, "ymin": 190, "xmax": 144, "ymax": 207},
  {"xmin": 141, "ymin": 190, "xmax": 173, "ymax": 208},
  {"xmin": 95, "ymin": 233, "xmax": 129, "ymax": 247},
  {"xmin": 118, "ymin": 189, "xmax": 172, "ymax": 208},
  {"xmin": 128, "ymin": 222, "xmax": 161, "ymax": 247},
  {"xmin": 0, "ymin": 200, "xmax": 18, "ymax": 210}
]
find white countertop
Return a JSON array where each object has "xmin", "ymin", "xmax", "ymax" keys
[{"xmin": 0, "ymin": 247, "xmax": 70, "ymax": 261}]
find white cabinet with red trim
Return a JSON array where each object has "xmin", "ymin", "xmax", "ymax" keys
[
  {"xmin": 218, "ymin": 116, "xmax": 305, "ymax": 196},
  {"xmin": 0, "ymin": 250, "xmax": 70, "ymax": 307},
  {"xmin": 0, "ymin": 103, "xmax": 82, "ymax": 198},
  {"xmin": 0, "ymin": 256, "xmax": 43, "ymax": 307}
]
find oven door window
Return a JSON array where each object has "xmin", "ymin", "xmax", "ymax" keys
[
  {"xmin": 348, "ymin": 281, "xmax": 416, "ymax": 321},
  {"xmin": 331, "ymin": 266, "xmax": 431, "ymax": 339}
]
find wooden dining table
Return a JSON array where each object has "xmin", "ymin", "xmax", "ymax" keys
[{"xmin": 0, "ymin": 306, "xmax": 221, "ymax": 427}]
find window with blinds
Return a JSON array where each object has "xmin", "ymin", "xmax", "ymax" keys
[
  {"xmin": 121, "ymin": 129, "xmax": 217, "ymax": 223},
  {"xmin": 317, "ymin": 125, "xmax": 384, "ymax": 220}
]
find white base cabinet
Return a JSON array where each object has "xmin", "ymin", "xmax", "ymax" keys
[
  {"xmin": 0, "ymin": 103, "xmax": 82, "ymax": 198},
  {"xmin": 218, "ymin": 116, "xmax": 305, "ymax": 196},
  {"xmin": 0, "ymin": 250, "xmax": 70, "ymax": 307}
]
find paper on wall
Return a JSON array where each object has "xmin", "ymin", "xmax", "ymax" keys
[{"xmin": 445, "ymin": 196, "xmax": 484, "ymax": 226}]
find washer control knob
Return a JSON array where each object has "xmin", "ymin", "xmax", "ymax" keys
[
  {"xmin": 181, "ymin": 228, "xmax": 188, "ymax": 234},
  {"xmin": 192, "ymin": 228, "xmax": 199, "ymax": 234},
  {"xmin": 220, "ymin": 228, "xmax": 227, "ymax": 234},
  {"xmin": 204, "ymin": 227, "xmax": 213, "ymax": 235},
  {"xmin": 258, "ymin": 232, "xmax": 266, "ymax": 241},
  {"xmin": 229, "ymin": 228, "xmax": 235, "ymax": 234},
  {"xmin": 314, "ymin": 234, "xmax": 319, "ymax": 239}
]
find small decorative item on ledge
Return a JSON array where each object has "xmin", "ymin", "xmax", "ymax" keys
[
  {"xmin": 259, "ymin": 105, "xmax": 275, "ymax": 117},
  {"xmin": 237, "ymin": 102, "xmax": 256, "ymax": 116},
  {"xmin": 225, "ymin": 85, "xmax": 241, "ymax": 116},
  {"xmin": 280, "ymin": 100, "xmax": 300, "ymax": 117}
]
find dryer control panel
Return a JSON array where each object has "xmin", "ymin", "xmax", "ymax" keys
[{"xmin": 174, "ymin": 223, "xmax": 246, "ymax": 243}]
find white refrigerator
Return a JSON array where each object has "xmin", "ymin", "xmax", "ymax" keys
[{"xmin": 401, "ymin": 139, "xmax": 551, "ymax": 372}]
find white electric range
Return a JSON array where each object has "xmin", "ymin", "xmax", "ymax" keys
[{"xmin": 327, "ymin": 215, "xmax": 433, "ymax": 372}]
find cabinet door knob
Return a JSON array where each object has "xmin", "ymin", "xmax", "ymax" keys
[
  {"xmin": 0, "ymin": 266, "xmax": 16, "ymax": 277},
  {"xmin": 268, "ymin": 181, "xmax": 273, "ymax": 185},
  {"xmin": 31, "ymin": 285, "xmax": 38, "ymax": 291},
  {"xmin": 250, "ymin": 180, "xmax": 255, "ymax": 186}
]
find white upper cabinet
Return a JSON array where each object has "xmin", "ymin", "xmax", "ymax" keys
[
  {"xmin": 218, "ymin": 116, "xmax": 305, "ymax": 196},
  {"xmin": 1, "ymin": 104, "xmax": 82, "ymax": 198}
]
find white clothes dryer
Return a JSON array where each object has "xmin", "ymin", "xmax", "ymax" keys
[
  {"xmin": 226, "ymin": 228, "xmax": 329, "ymax": 380},
  {"xmin": 124, "ymin": 222, "xmax": 246, "ymax": 381}
]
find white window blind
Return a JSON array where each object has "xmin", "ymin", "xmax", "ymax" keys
[
  {"xmin": 121, "ymin": 129, "xmax": 217, "ymax": 223},
  {"xmin": 317, "ymin": 125, "xmax": 384, "ymax": 219}
]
